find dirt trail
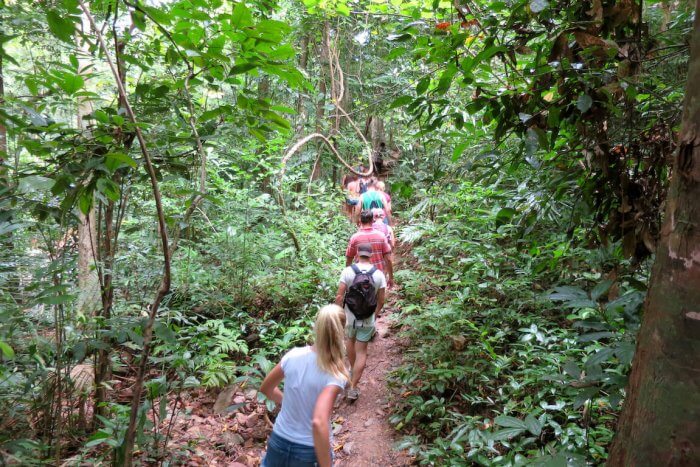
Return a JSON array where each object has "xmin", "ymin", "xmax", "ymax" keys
[
  {"xmin": 164, "ymin": 236, "xmax": 412, "ymax": 465},
  {"xmin": 164, "ymin": 298, "xmax": 411, "ymax": 466},
  {"xmin": 331, "ymin": 300, "xmax": 412, "ymax": 466}
]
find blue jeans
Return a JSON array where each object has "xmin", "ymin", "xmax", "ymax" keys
[{"xmin": 262, "ymin": 431, "xmax": 321, "ymax": 467}]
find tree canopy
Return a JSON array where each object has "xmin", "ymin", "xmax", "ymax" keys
[{"xmin": 0, "ymin": 0, "xmax": 697, "ymax": 465}]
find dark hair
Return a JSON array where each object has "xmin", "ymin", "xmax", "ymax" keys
[{"xmin": 360, "ymin": 210, "xmax": 374, "ymax": 225}]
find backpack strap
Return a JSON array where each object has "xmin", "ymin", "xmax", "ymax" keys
[
  {"xmin": 350, "ymin": 263, "xmax": 361, "ymax": 275},
  {"xmin": 367, "ymin": 266, "xmax": 377, "ymax": 275}
]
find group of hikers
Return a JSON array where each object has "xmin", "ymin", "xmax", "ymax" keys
[{"xmin": 258, "ymin": 170, "xmax": 395, "ymax": 467}]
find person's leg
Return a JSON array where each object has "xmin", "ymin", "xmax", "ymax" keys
[
  {"xmin": 351, "ymin": 340, "xmax": 369, "ymax": 389},
  {"xmin": 346, "ymin": 336, "xmax": 357, "ymax": 369}
]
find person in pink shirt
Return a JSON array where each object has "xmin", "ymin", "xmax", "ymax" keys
[
  {"xmin": 372, "ymin": 209, "xmax": 395, "ymax": 248},
  {"xmin": 375, "ymin": 180, "xmax": 392, "ymax": 225},
  {"xmin": 342, "ymin": 174, "xmax": 360, "ymax": 221},
  {"xmin": 346, "ymin": 210, "xmax": 394, "ymax": 287}
]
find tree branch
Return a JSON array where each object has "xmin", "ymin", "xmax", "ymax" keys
[{"xmin": 76, "ymin": 2, "xmax": 171, "ymax": 466}]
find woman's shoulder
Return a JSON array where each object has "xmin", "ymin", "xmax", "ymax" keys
[
  {"xmin": 282, "ymin": 345, "xmax": 313, "ymax": 364},
  {"xmin": 281, "ymin": 346, "xmax": 318, "ymax": 373}
]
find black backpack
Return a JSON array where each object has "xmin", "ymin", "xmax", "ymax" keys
[{"xmin": 344, "ymin": 264, "xmax": 378, "ymax": 320}]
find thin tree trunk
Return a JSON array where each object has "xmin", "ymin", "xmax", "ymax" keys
[
  {"xmin": 0, "ymin": 52, "xmax": 12, "ymax": 260},
  {"xmin": 295, "ymin": 33, "xmax": 309, "ymax": 127},
  {"xmin": 77, "ymin": 4, "xmax": 172, "ymax": 466},
  {"xmin": 75, "ymin": 14, "xmax": 105, "ymax": 428},
  {"xmin": 312, "ymin": 21, "xmax": 330, "ymax": 182},
  {"xmin": 0, "ymin": 53, "xmax": 6, "ymax": 160},
  {"xmin": 366, "ymin": 116, "xmax": 386, "ymax": 176},
  {"xmin": 607, "ymin": 2, "xmax": 700, "ymax": 463}
]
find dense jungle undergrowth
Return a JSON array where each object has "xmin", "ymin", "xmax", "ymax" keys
[{"xmin": 2, "ymin": 0, "xmax": 699, "ymax": 465}]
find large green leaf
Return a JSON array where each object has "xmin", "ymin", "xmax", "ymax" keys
[
  {"xmin": 490, "ymin": 426, "xmax": 526, "ymax": 441},
  {"xmin": 576, "ymin": 94, "xmax": 593, "ymax": 113},
  {"xmin": 0, "ymin": 341, "xmax": 15, "ymax": 359},
  {"xmin": 494, "ymin": 415, "xmax": 527, "ymax": 429},
  {"xmin": 231, "ymin": 4, "xmax": 253, "ymax": 29},
  {"xmin": 495, "ymin": 207, "xmax": 517, "ymax": 226},
  {"xmin": 47, "ymin": 10, "xmax": 76, "ymax": 44},
  {"xmin": 389, "ymin": 95, "xmax": 413, "ymax": 109},
  {"xmin": 97, "ymin": 178, "xmax": 121, "ymax": 202},
  {"xmin": 524, "ymin": 414, "xmax": 542, "ymax": 436},
  {"xmin": 56, "ymin": 71, "xmax": 84, "ymax": 95}
]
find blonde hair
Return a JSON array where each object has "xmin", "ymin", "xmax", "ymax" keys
[
  {"xmin": 376, "ymin": 181, "xmax": 386, "ymax": 191},
  {"xmin": 314, "ymin": 305, "xmax": 350, "ymax": 382}
]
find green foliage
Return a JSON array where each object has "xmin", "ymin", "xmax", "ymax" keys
[
  {"xmin": 388, "ymin": 163, "xmax": 647, "ymax": 464},
  {"xmin": 0, "ymin": 0, "xmax": 688, "ymax": 463},
  {"xmin": 382, "ymin": 0, "xmax": 691, "ymax": 261}
]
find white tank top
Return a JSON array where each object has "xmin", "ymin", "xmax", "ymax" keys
[{"xmin": 272, "ymin": 346, "xmax": 346, "ymax": 446}]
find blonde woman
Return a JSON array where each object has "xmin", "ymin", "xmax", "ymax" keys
[
  {"xmin": 375, "ymin": 180, "xmax": 392, "ymax": 225},
  {"xmin": 260, "ymin": 305, "xmax": 349, "ymax": 467}
]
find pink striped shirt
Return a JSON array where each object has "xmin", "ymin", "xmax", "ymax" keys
[{"xmin": 345, "ymin": 227, "xmax": 392, "ymax": 270}]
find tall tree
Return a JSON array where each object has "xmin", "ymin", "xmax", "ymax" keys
[
  {"xmin": 311, "ymin": 22, "xmax": 329, "ymax": 181},
  {"xmin": 608, "ymin": 1, "xmax": 700, "ymax": 463},
  {"xmin": 0, "ymin": 52, "xmax": 5, "ymax": 162}
]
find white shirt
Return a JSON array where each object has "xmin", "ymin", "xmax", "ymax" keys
[
  {"xmin": 273, "ymin": 346, "xmax": 345, "ymax": 446},
  {"xmin": 339, "ymin": 262, "xmax": 387, "ymax": 327}
]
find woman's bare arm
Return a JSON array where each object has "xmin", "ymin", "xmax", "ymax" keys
[
  {"xmin": 260, "ymin": 363, "xmax": 284, "ymax": 406},
  {"xmin": 312, "ymin": 385, "xmax": 342, "ymax": 467}
]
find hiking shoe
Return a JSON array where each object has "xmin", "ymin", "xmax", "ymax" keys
[{"xmin": 347, "ymin": 388, "xmax": 360, "ymax": 401}]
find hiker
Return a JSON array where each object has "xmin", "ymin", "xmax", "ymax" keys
[
  {"xmin": 346, "ymin": 210, "xmax": 394, "ymax": 287},
  {"xmin": 335, "ymin": 243, "xmax": 387, "ymax": 401},
  {"xmin": 372, "ymin": 209, "xmax": 396, "ymax": 248},
  {"xmin": 375, "ymin": 180, "xmax": 392, "ymax": 225},
  {"xmin": 355, "ymin": 179, "xmax": 386, "ymax": 224},
  {"xmin": 344, "ymin": 174, "xmax": 360, "ymax": 221},
  {"xmin": 373, "ymin": 142, "xmax": 386, "ymax": 175},
  {"xmin": 357, "ymin": 166, "xmax": 370, "ymax": 195},
  {"xmin": 260, "ymin": 304, "xmax": 349, "ymax": 467}
]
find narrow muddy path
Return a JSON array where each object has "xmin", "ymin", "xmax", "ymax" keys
[{"xmin": 331, "ymin": 299, "xmax": 412, "ymax": 466}]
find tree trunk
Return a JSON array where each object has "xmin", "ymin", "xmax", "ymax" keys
[
  {"xmin": 365, "ymin": 116, "xmax": 386, "ymax": 176},
  {"xmin": 295, "ymin": 33, "xmax": 310, "ymax": 128},
  {"xmin": 312, "ymin": 21, "xmax": 330, "ymax": 181},
  {"xmin": 76, "ymin": 41, "xmax": 100, "ymax": 321},
  {"xmin": 0, "ymin": 53, "xmax": 10, "ymax": 244},
  {"xmin": 607, "ymin": 3, "xmax": 700, "ymax": 463},
  {"xmin": 0, "ymin": 53, "xmax": 6, "ymax": 161},
  {"xmin": 76, "ymin": 13, "xmax": 109, "ymax": 427},
  {"xmin": 258, "ymin": 76, "xmax": 272, "ymax": 194},
  {"xmin": 366, "ymin": 116, "xmax": 386, "ymax": 149}
]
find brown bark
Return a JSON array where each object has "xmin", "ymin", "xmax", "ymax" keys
[
  {"xmin": 77, "ymin": 3, "xmax": 171, "ymax": 466},
  {"xmin": 295, "ymin": 34, "xmax": 310, "ymax": 124},
  {"xmin": 0, "ymin": 54, "xmax": 6, "ymax": 161},
  {"xmin": 366, "ymin": 116, "xmax": 386, "ymax": 149},
  {"xmin": 607, "ymin": 2, "xmax": 700, "ymax": 464},
  {"xmin": 366, "ymin": 116, "xmax": 386, "ymax": 175},
  {"xmin": 76, "ymin": 27, "xmax": 100, "ymax": 318},
  {"xmin": 312, "ymin": 21, "xmax": 330, "ymax": 181},
  {"xmin": 0, "ymin": 53, "xmax": 10, "ymax": 228},
  {"xmin": 76, "ymin": 14, "xmax": 108, "ymax": 426},
  {"xmin": 0, "ymin": 53, "xmax": 15, "ymax": 294}
]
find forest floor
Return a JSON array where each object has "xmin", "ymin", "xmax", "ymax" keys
[{"xmin": 161, "ymin": 255, "xmax": 413, "ymax": 466}]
